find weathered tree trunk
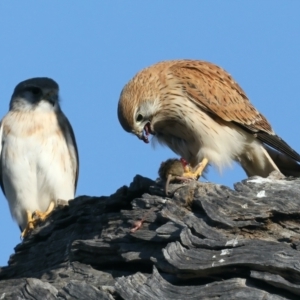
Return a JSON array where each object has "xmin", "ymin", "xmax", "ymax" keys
[{"xmin": 0, "ymin": 173, "xmax": 300, "ymax": 299}]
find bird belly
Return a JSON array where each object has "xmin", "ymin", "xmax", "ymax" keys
[
  {"xmin": 154, "ymin": 109, "xmax": 248, "ymax": 170},
  {"xmin": 1, "ymin": 115, "xmax": 75, "ymax": 229}
]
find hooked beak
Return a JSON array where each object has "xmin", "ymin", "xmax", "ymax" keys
[{"xmin": 135, "ymin": 122, "xmax": 154, "ymax": 144}]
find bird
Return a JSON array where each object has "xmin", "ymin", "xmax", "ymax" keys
[
  {"xmin": 0, "ymin": 77, "xmax": 79, "ymax": 237},
  {"xmin": 118, "ymin": 59, "xmax": 300, "ymax": 179}
]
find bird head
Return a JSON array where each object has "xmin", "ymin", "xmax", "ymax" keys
[
  {"xmin": 10, "ymin": 77, "xmax": 60, "ymax": 112},
  {"xmin": 118, "ymin": 76, "xmax": 159, "ymax": 143}
]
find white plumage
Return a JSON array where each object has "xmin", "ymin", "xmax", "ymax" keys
[{"xmin": 0, "ymin": 78, "xmax": 79, "ymax": 235}]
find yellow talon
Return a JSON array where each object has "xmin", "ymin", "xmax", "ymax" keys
[
  {"xmin": 183, "ymin": 158, "xmax": 209, "ymax": 180},
  {"xmin": 21, "ymin": 200, "xmax": 56, "ymax": 239},
  {"xmin": 21, "ymin": 210, "xmax": 35, "ymax": 238},
  {"xmin": 32, "ymin": 200, "xmax": 55, "ymax": 222}
]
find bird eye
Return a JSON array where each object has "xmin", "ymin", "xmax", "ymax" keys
[
  {"xmin": 136, "ymin": 114, "xmax": 143, "ymax": 122},
  {"xmin": 30, "ymin": 87, "xmax": 41, "ymax": 95}
]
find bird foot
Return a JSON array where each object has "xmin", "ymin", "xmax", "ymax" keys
[
  {"xmin": 21, "ymin": 200, "xmax": 56, "ymax": 239},
  {"xmin": 20, "ymin": 210, "xmax": 36, "ymax": 239},
  {"xmin": 182, "ymin": 158, "xmax": 209, "ymax": 180},
  {"xmin": 32, "ymin": 200, "xmax": 56, "ymax": 222}
]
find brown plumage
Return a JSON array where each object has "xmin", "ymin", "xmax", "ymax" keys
[{"xmin": 118, "ymin": 59, "xmax": 300, "ymax": 178}]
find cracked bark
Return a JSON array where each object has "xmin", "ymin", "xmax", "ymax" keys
[{"xmin": 0, "ymin": 173, "xmax": 300, "ymax": 299}]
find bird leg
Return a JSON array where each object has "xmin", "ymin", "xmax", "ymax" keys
[
  {"xmin": 182, "ymin": 158, "xmax": 209, "ymax": 180},
  {"xmin": 21, "ymin": 200, "xmax": 56, "ymax": 239},
  {"xmin": 32, "ymin": 200, "xmax": 56, "ymax": 222},
  {"xmin": 20, "ymin": 210, "xmax": 36, "ymax": 238}
]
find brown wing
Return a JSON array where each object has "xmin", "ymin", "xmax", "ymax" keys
[
  {"xmin": 170, "ymin": 60, "xmax": 273, "ymax": 133},
  {"xmin": 170, "ymin": 60, "xmax": 300, "ymax": 161}
]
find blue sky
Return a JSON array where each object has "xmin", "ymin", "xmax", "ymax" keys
[{"xmin": 0, "ymin": 2, "xmax": 300, "ymax": 266}]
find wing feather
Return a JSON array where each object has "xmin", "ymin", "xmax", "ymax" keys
[
  {"xmin": 170, "ymin": 60, "xmax": 300, "ymax": 162},
  {"xmin": 170, "ymin": 61, "xmax": 273, "ymax": 133},
  {"xmin": 0, "ymin": 121, "xmax": 5, "ymax": 197},
  {"xmin": 256, "ymin": 132, "xmax": 300, "ymax": 161},
  {"xmin": 57, "ymin": 112, "xmax": 79, "ymax": 192}
]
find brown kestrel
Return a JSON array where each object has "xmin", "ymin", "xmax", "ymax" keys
[{"xmin": 118, "ymin": 60, "xmax": 300, "ymax": 178}]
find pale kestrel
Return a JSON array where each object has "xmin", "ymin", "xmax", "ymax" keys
[
  {"xmin": 0, "ymin": 78, "xmax": 79, "ymax": 237},
  {"xmin": 118, "ymin": 60, "xmax": 300, "ymax": 179}
]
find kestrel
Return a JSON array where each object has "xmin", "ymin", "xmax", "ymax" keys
[
  {"xmin": 118, "ymin": 59, "xmax": 300, "ymax": 178},
  {"xmin": 0, "ymin": 78, "xmax": 79, "ymax": 237}
]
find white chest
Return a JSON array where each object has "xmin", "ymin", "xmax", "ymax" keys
[{"xmin": 0, "ymin": 111, "xmax": 75, "ymax": 227}]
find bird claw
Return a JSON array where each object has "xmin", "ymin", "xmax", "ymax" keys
[
  {"xmin": 182, "ymin": 158, "xmax": 209, "ymax": 180},
  {"xmin": 20, "ymin": 200, "xmax": 56, "ymax": 239},
  {"xmin": 32, "ymin": 200, "xmax": 56, "ymax": 222},
  {"xmin": 20, "ymin": 210, "xmax": 36, "ymax": 239}
]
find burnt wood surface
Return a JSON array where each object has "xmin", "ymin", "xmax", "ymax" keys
[{"xmin": 1, "ymin": 172, "xmax": 300, "ymax": 299}]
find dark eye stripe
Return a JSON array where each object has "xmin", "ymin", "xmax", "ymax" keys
[
  {"xmin": 30, "ymin": 87, "xmax": 41, "ymax": 95},
  {"xmin": 24, "ymin": 87, "xmax": 41, "ymax": 95}
]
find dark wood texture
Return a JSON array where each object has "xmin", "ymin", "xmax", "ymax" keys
[{"xmin": 1, "ymin": 172, "xmax": 300, "ymax": 299}]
